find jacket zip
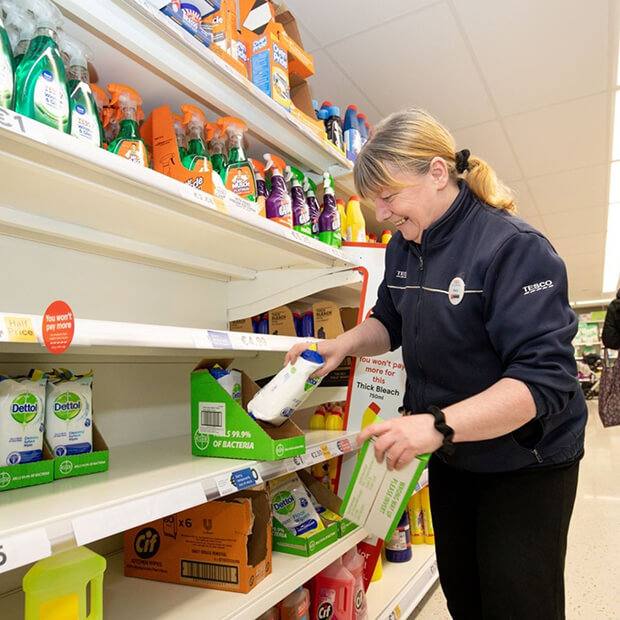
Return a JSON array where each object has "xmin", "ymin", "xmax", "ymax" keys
[
  {"xmin": 532, "ymin": 448, "xmax": 543, "ymax": 463},
  {"xmin": 411, "ymin": 246, "xmax": 426, "ymax": 411}
]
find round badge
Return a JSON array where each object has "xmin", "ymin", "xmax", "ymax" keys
[
  {"xmin": 448, "ymin": 277, "xmax": 465, "ymax": 306},
  {"xmin": 42, "ymin": 300, "xmax": 75, "ymax": 354}
]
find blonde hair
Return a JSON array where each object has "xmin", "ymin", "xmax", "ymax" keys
[{"xmin": 354, "ymin": 107, "xmax": 516, "ymax": 214}]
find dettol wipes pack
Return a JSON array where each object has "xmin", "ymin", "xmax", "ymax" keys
[
  {"xmin": 45, "ymin": 369, "xmax": 93, "ymax": 457},
  {"xmin": 270, "ymin": 472, "xmax": 325, "ymax": 538},
  {"xmin": 0, "ymin": 373, "xmax": 47, "ymax": 466}
]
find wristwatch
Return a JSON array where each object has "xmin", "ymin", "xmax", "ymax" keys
[{"xmin": 427, "ymin": 406, "xmax": 456, "ymax": 456}]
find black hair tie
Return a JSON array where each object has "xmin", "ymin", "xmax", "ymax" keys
[{"xmin": 455, "ymin": 149, "xmax": 470, "ymax": 173}]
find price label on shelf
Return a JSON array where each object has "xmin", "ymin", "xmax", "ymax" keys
[
  {"xmin": 328, "ymin": 438, "xmax": 353, "ymax": 457},
  {"xmin": 71, "ymin": 483, "xmax": 205, "ymax": 546},
  {"xmin": 320, "ymin": 444, "xmax": 332, "ymax": 460},
  {"xmin": 0, "ymin": 107, "xmax": 47, "ymax": 144},
  {"xmin": 285, "ymin": 453, "xmax": 308, "ymax": 472},
  {"xmin": 132, "ymin": 0, "xmax": 158, "ymax": 17},
  {"xmin": 180, "ymin": 184, "xmax": 225, "ymax": 213},
  {"xmin": 207, "ymin": 330, "xmax": 233, "ymax": 349},
  {"xmin": 1, "ymin": 316, "xmax": 37, "ymax": 343},
  {"xmin": 0, "ymin": 529, "xmax": 51, "ymax": 574},
  {"xmin": 230, "ymin": 332, "xmax": 270, "ymax": 351},
  {"xmin": 215, "ymin": 467, "xmax": 263, "ymax": 496}
]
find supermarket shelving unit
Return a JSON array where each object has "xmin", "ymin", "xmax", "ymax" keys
[{"xmin": 0, "ymin": 1, "xmax": 417, "ymax": 616}]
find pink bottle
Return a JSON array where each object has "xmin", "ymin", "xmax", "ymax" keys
[
  {"xmin": 313, "ymin": 558, "xmax": 355, "ymax": 620},
  {"xmin": 342, "ymin": 549, "xmax": 369, "ymax": 620},
  {"xmin": 280, "ymin": 586, "xmax": 310, "ymax": 620}
]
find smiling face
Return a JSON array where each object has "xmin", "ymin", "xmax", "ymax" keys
[{"xmin": 372, "ymin": 158, "xmax": 460, "ymax": 243}]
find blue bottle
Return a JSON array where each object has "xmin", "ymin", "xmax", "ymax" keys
[
  {"xmin": 385, "ymin": 510, "xmax": 413, "ymax": 562},
  {"xmin": 358, "ymin": 112, "xmax": 369, "ymax": 146},
  {"xmin": 301, "ymin": 311, "xmax": 314, "ymax": 338},
  {"xmin": 344, "ymin": 104, "xmax": 362, "ymax": 162},
  {"xmin": 317, "ymin": 107, "xmax": 328, "ymax": 132}
]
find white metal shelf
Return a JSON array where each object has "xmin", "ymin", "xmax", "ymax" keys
[
  {"xmin": 55, "ymin": 0, "xmax": 352, "ymax": 176},
  {"xmin": 0, "ymin": 112, "xmax": 359, "ymax": 283},
  {"xmin": 0, "ymin": 430, "xmax": 358, "ymax": 573},
  {"xmin": 0, "ymin": 529, "xmax": 367, "ymax": 619},
  {"xmin": 367, "ymin": 545, "xmax": 438, "ymax": 620}
]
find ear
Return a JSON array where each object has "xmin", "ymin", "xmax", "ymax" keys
[{"xmin": 428, "ymin": 157, "xmax": 450, "ymax": 190}]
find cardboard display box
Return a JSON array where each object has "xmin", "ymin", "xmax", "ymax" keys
[
  {"xmin": 124, "ymin": 488, "xmax": 272, "ymax": 593},
  {"xmin": 51, "ymin": 423, "xmax": 109, "ymax": 480},
  {"xmin": 0, "ymin": 442, "xmax": 53, "ymax": 492},
  {"xmin": 191, "ymin": 359, "xmax": 306, "ymax": 460},
  {"xmin": 340, "ymin": 426, "xmax": 430, "ymax": 541}
]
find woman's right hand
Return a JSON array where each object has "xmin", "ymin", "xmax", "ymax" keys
[{"xmin": 284, "ymin": 338, "xmax": 349, "ymax": 377}]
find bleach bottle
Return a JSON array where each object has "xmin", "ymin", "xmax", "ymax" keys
[
  {"xmin": 285, "ymin": 165, "xmax": 312, "ymax": 237},
  {"xmin": 14, "ymin": 0, "xmax": 69, "ymax": 131},
  {"xmin": 303, "ymin": 175, "xmax": 321, "ymax": 239},
  {"xmin": 318, "ymin": 172, "xmax": 342, "ymax": 248},
  {"xmin": 326, "ymin": 105, "xmax": 344, "ymax": 152},
  {"xmin": 313, "ymin": 558, "xmax": 355, "ymax": 620},
  {"xmin": 345, "ymin": 196, "xmax": 366, "ymax": 242},
  {"xmin": 264, "ymin": 153, "xmax": 292, "ymax": 228},
  {"xmin": 60, "ymin": 33, "xmax": 103, "ymax": 148},
  {"xmin": 357, "ymin": 113, "xmax": 369, "ymax": 145},
  {"xmin": 344, "ymin": 105, "xmax": 361, "ymax": 162}
]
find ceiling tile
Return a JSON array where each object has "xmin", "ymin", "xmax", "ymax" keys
[
  {"xmin": 306, "ymin": 50, "xmax": 383, "ymax": 125},
  {"xmin": 295, "ymin": 21, "xmax": 322, "ymax": 53},
  {"xmin": 527, "ymin": 165, "xmax": 609, "ymax": 215},
  {"xmin": 452, "ymin": 121, "xmax": 522, "ymax": 182},
  {"xmin": 503, "ymin": 94, "xmax": 609, "ymax": 177},
  {"xmin": 520, "ymin": 214, "xmax": 546, "ymax": 234},
  {"xmin": 542, "ymin": 206, "xmax": 607, "ymax": 239},
  {"xmin": 452, "ymin": 0, "xmax": 608, "ymax": 116},
  {"xmin": 508, "ymin": 180, "xmax": 539, "ymax": 219},
  {"xmin": 552, "ymin": 232, "xmax": 606, "ymax": 259},
  {"xmin": 324, "ymin": 3, "xmax": 496, "ymax": 127},
  {"xmin": 282, "ymin": 0, "xmax": 438, "ymax": 47}
]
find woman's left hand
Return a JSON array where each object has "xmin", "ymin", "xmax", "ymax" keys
[{"xmin": 357, "ymin": 414, "xmax": 444, "ymax": 470}]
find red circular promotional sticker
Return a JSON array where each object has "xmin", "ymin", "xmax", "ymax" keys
[{"xmin": 42, "ymin": 300, "xmax": 75, "ymax": 354}]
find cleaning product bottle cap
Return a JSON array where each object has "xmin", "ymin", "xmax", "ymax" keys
[
  {"xmin": 348, "ymin": 195, "xmax": 360, "ymax": 202},
  {"xmin": 5, "ymin": 4, "xmax": 36, "ymax": 45},
  {"xmin": 336, "ymin": 199, "xmax": 345, "ymax": 206},
  {"xmin": 58, "ymin": 31, "xmax": 93, "ymax": 69},
  {"xmin": 107, "ymin": 83, "xmax": 143, "ymax": 108},
  {"xmin": 250, "ymin": 158, "xmax": 265, "ymax": 175},
  {"xmin": 28, "ymin": 0, "xmax": 62, "ymax": 31},
  {"xmin": 181, "ymin": 104, "xmax": 207, "ymax": 128},
  {"xmin": 89, "ymin": 84, "xmax": 109, "ymax": 111},
  {"xmin": 328, "ymin": 106, "xmax": 341, "ymax": 117},
  {"xmin": 320, "ymin": 100, "xmax": 332, "ymax": 109},
  {"xmin": 300, "ymin": 347, "xmax": 324, "ymax": 364},
  {"xmin": 217, "ymin": 116, "xmax": 248, "ymax": 134},
  {"xmin": 317, "ymin": 109, "xmax": 328, "ymax": 120},
  {"xmin": 205, "ymin": 122, "xmax": 219, "ymax": 140},
  {"xmin": 347, "ymin": 104, "xmax": 358, "ymax": 111},
  {"xmin": 358, "ymin": 113, "xmax": 367, "ymax": 120},
  {"xmin": 263, "ymin": 153, "xmax": 286, "ymax": 175}
]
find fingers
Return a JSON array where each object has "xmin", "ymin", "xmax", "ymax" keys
[
  {"xmin": 284, "ymin": 342, "xmax": 314, "ymax": 366},
  {"xmin": 357, "ymin": 421, "xmax": 391, "ymax": 445}
]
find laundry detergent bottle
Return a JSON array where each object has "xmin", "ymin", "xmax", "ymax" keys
[
  {"xmin": 172, "ymin": 112, "xmax": 188, "ymax": 161},
  {"xmin": 318, "ymin": 172, "xmax": 342, "ymax": 248},
  {"xmin": 0, "ymin": 5, "xmax": 14, "ymax": 109},
  {"xmin": 220, "ymin": 116, "xmax": 256, "ymax": 201},
  {"xmin": 181, "ymin": 104, "xmax": 212, "ymax": 175},
  {"xmin": 303, "ymin": 175, "xmax": 321, "ymax": 239},
  {"xmin": 106, "ymin": 83, "xmax": 149, "ymax": 167},
  {"xmin": 264, "ymin": 153, "xmax": 292, "ymax": 228},
  {"xmin": 285, "ymin": 165, "xmax": 312, "ymax": 236},
  {"xmin": 60, "ymin": 33, "xmax": 103, "ymax": 147},
  {"xmin": 14, "ymin": 0, "xmax": 69, "ymax": 131}
]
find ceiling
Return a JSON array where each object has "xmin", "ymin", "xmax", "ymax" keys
[{"xmin": 283, "ymin": 0, "xmax": 619, "ymax": 304}]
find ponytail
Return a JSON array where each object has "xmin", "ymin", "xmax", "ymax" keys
[{"xmin": 355, "ymin": 107, "xmax": 517, "ymax": 214}]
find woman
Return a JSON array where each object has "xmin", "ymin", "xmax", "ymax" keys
[{"xmin": 286, "ymin": 108, "xmax": 586, "ymax": 619}]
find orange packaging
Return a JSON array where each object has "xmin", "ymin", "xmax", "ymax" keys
[{"xmin": 124, "ymin": 488, "xmax": 272, "ymax": 594}]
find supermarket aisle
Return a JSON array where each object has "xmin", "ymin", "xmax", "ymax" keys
[{"xmin": 410, "ymin": 400, "xmax": 620, "ymax": 619}]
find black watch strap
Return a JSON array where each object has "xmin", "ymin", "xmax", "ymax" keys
[{"xmin": 427, "ymin": 405, "xmax": 456, "ymax": 456}]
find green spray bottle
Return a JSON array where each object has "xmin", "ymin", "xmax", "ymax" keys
[
  {"xmin": 5, "ymin": 3, "xmax": 35, "ymax": 67},
  {"xmin": 0, "ymin": 0, "xmax": 15, "ymax": 109},
  {"xmin": 14, "ymin": 0, "xmax": 69, "ymax": 131},
  {"xmin": 219, "ymin": 116, "xmax": 256, "ymax": 202},
  {"xmin": 207, "ymin": 121, "xmax": 227, "ymax": 182},
  {"xmin": 181, "ymin": 104, "xmax": 210, "ymax": 171},
  {"xmin": 106, "ymin": 83, "xmax": 149, "ymax": 167},
  {"xmin": 59, "ymin": 33, "xmax": 103, "ymax": 148}
]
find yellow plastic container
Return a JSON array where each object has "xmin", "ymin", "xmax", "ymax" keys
[
  {"xmin": 345, "ymin": 196, "xmax": 366, "ymax": 243},
  {"xmin": 23, "ymin": 547, "xmax": 106, "ymax": 620},
  {"xmin": 420, "ymin": 486, "xmax": 435, "ymax": 545},
  {"xmin": 407, "ymin": 491, "xmax": 425, "ymax": 545},
  {"xmin": 371, "ymin": 550, "xmax": 383, "ymax": 582}
]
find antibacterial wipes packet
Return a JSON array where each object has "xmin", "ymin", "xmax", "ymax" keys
[
  {"xmin": 269, "ymin": 472, "xmax": 325, "ymax": 538},
  {"xmin": 0, "ymin": 372, "xmax": 47, "ymax": 466},
  {"xmin": 45, "ymin": 368, "xmax": 94, "ymax": 457},
  {"xmin": 209, "ymin": 364, "xmax": 242, "ymax": 405}
]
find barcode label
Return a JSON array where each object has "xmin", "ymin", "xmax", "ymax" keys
[
  {"xmin": 180, "ymin": 559, "xmax": 239, "ymax": 585},
  {"xmin": 199, "ymin": 402, "xmax": 226, "ymax": 436}
]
